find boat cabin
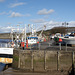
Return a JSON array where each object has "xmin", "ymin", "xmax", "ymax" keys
[{"xmin": 27, "ymin": 37, "xmax": 38, "ymax": 44}]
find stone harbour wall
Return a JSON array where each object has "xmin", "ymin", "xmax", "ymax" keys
[{"xmin": 13, "ymin": 49, "xmax": 75, "ymax": 72}]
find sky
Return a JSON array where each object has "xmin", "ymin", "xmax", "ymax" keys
[{"xmin": 0, "ymin": 0, "xmax": 75, "ymax": 33}]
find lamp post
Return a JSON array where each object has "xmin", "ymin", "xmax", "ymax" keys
[{"xmin": 62, "ymin": 22, "xmax": 69, "ymax": 33}]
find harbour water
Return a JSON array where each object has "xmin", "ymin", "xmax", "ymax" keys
[
  {"xmin": 0, "ymin": 39, "xmax": 11, "ymax": 47},
  {"xmin": 0, "ymin": 63, "xmax": 6, "ymax": 72}
]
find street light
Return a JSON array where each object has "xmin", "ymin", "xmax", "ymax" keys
[{"xmin": 62, "ymin": 22, "xmax": 69, "ymax": 33}]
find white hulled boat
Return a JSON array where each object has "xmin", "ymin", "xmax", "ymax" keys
[
  {"xmin": 61, "ymin": 31, "xmax": 75, "ymax": 45},
  {"xmin": 0, "ymin": 41, "xmax": 13, "ymax": 64}
]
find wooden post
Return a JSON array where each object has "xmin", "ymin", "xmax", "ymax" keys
[
  {"xmin": 72, "ymin": 52, "xmax": 74, "ymax": 66},
  {"xmin": 59, "ymin": 43, "xmax": 61, "ymax": 50},
  {"xmin": 49, "ymin": 43, "xmax": 50, "ymax": 47},
  {"xmin": 44, "ymin": 50, "xmax": 46, "ymax": 70},
  {"xmin": 30, "ymin": 44, "xmax": 31, "ymax": 50},
  {"xmin": 39, "ymin": 43, "xmax": 40, "ymax": 50},
  {"xmin": 72, "ymin": 52, "xmax": 74, "ymax": 75},
  {"xmin": 31, "ymin": 51, "xmax": 34, "ymax": 71},
  {"xmin": 66, "ymin": 43, "xmax": 67, "ymax": 51},
  {"xmin": 18, "ymin": 51, "xmax": 20, "ymax": 68},
  {"xmin": 57, "ymin": 51, "xmax": 59, "ymax": 71}
]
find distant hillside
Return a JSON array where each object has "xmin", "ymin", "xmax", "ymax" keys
[
  {"xmin": 37, "ymin": 29, "xmax": 51, "ymax": 36},
  {"xmin": 0, "ymin": 30, "xmax": 51, "ymax": 39},
  {"xmin": 31, "ymin": 26, "xmax": 75, "ymax": 36},
  {"xmin": 0, "ymin": 33, "xmax": 11, "ymax": 39},
  {"xmin": 0, "ymin": 27, "xmax": 75, "ymax": 39}
]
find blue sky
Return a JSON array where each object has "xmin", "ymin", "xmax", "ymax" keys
[{"xmin": 0, "ymin": 0, "xmax": 75, "ymax": 33}]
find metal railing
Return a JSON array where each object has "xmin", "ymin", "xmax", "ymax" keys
[{"xmin": 0, "ymin": 43, "xmax": 11, "ymax": 48}]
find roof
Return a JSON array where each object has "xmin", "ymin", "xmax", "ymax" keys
[{"xmin": 27, "ymin": 37, "xmax": 38, "ymax": 39}]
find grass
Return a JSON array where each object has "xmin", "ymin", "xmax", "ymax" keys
[{"xmin": 13, "ymin": 55, "xmax": 19, "ymax": 61}]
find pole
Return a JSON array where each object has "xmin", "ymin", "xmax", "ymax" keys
[
  {"xmin": 44, "ymin": 50, "xmax": 46, "ymax": 70},
  {"xmin": 59, "ymin": 43, "xmax": 61, "ymax": 50},
  {"xmin": 49, "ymin": 43, "xmax": 51, "ymax": 47},
  {"xmin": 66, "ymin": 43, "xmax": 67, "ymax": 51},
  {"xmin": 25, "ymin": 24, "xmax": 26, "ymax": 43},
  {"xmin": 31, "ymin": 51, "xmax": 34, "ymax": 71},
  {"xmin": 72, "ymin": 52, "xmax": 74, "ymax": 67},
  {"xmin": 39, "ymin": 43, "xmax": 40, "ymax": 50},
  {"xmin": 25, "ymin": 24, "xmax": 26, "ymax": 49},
  {"xmin": 12, "ymin": 35, "xmax": 13, "ymax": 42},
  {"xmin": 57, "ymin": 51, "xmax": 59, "ymax": 71},
  {"xmin": 11, "ymin": 29, "xmax": 13, "ymax": 42},
  {"xmin": 18, "ymin": 51, "xmax": 20, "ymax": 68},
  {"xmin": 72, "ymin": 52, "xmax": 74, "ymax": 75}
]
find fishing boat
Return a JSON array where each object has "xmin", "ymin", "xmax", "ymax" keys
[
  {"xmin": 54, "ymin": 31, "xmax": 75, "ymax": 45},
  {"xmin": 0, "ymin": 40, "xmax": 13, "ymax": 64},
  {"xmin": 27, "ymin": 24, "xmax": 39, "ymax": 45},
  {"xmin": 61, "ymin": 37, "xmax": 75, "ymax": 45},
  {"xmin": 54, "ymin": 33, "xmax": 64, "ymax": 44},
  {"xmin": 61, "ymin": 31, "xmax": 75, "ymax": 45},
  {"xmin": 0, "ymin": 26, "xmax": 26, "ymax": 63}
]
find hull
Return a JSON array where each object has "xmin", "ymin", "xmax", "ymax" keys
[
  {"xmin": 0, "ymin": 48, "xmax": 13, "ymax": 64},
  {"xmin": 0, "ymin": 58, "xmax": 13, "ymax": 64},
  {"xmin": 62, "ymin": 38, "xmax": 75, "ymax": 44}
]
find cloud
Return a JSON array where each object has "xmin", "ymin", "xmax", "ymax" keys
[
  {"xmin": 30, "ymin": 19, "xmax": 46, "ymax": 23},
  {"xmin": 0, "ymin": 11, "xmax": 12, "ymax": 15},
  {"xmin": 0, "ymin": 11, "xmax": 30, "ymax": 18},
  {"xmin": 9, "ymin": 12, "xmax": 31, "ymax": 17},
  {"xmin": 39, "ymin": 21, "xmax": 59, "ymax": 30},
  {"xmin": 69, "ymin": 21, "xmax": 75, "ymax": 24},
  {"xmin": 0, "ymin": 26, "xmax": 12, "ymax": 33},
  {"xmin": 0, "ymin": 0, "xmax": 5, "ymax": 2},
  {"xmin": 0, "ymin": 21, "xmax": 75, "ymax": 33},
  {"xmin": 37, "ymin": 8, "xmax": 54, "ymax": 15},
  {"xmin": 44, "ymin": 15, "xmax": 49, "ymax": 19},
  {"xmin": 0, "ymin": 12, "xmax": 6, "ymax": 15},
  {"xmin": 37, "ymin": 21, "xmax": 75, "ymax": 30},
  {"xmin": 10, "ymin": 2, "xmax": 26, "ymax": 8},
  {"xmin": 9, "ymin": 12, "xmax": 24, "ymax": 17},
  {"xmin": 68, "ymin": 21, "xmax": 75, "ymax": 27},
  {"xmin": 31, "ymin": 20, "xmax": 62, "ymax": 31},
  {"xmin": 25, "ymin": 14, "xmax": 31, "ymax": 17}
]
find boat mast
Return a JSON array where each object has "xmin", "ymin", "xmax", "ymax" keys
[
  {"xmin": 31, "ymin": 24, "xmax": 34, "ymax": 36},
  {"xmin": 11, "ymin": 28, "xmax": 13, "ymax": 43},
  {"xmin": 25, "ymin": 24, "xmax": 26, "ymax": 43}
]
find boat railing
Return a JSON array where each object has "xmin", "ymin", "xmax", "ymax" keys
[{"xmin": 0, "ymin": 43, "xmax": 11, "ymax": 48}]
